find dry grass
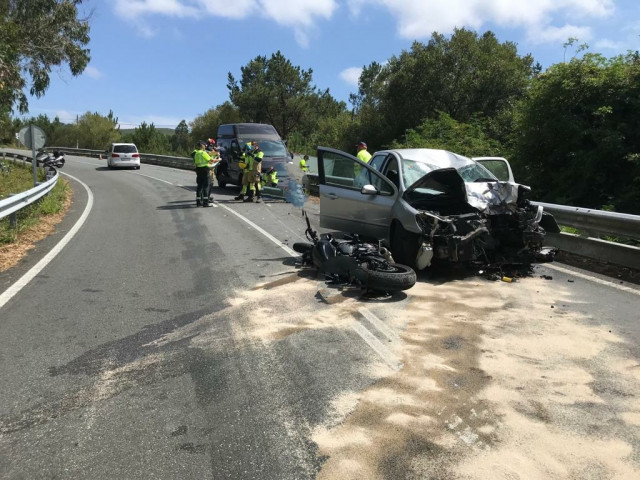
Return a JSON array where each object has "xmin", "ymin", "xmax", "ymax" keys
[{"xmin": 0, "ymin": 186, "xmax": 73, "ymax": 272}]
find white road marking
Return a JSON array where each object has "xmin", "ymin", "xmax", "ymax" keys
[
  {"xmin": 544, "ymin": 263, "xmax": 640, "ymax": 296},
  {"xmin": 0, "ymin": 172, "xmax": 94, "ymax": 310},
  {"xmin": 217, "ymin": 203, "xmax": 296, "ymax": 257},
  {"xmin": 358, "ymin": 307, "xmax": 399, "ymax": 343},
  {"xmin": 135, "ymin": 172, "xmax": 173, "ymax": 185},
  {"xmin": 350, "ymin": 320, "xmax": 403, "ymax": 371}
]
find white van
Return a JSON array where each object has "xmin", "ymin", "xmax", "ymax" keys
[{"xmin": 107, "ymin": 143, "xmax": 140, "ymax": 169}]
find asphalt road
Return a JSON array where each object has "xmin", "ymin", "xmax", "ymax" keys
[{"xmin": 1, "ymin": 154, "xmax": 639, "ymax": 479}]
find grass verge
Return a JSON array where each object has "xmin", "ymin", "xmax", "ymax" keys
[{"xmin": 0, "ymin": 161, "xmax": 72, "ymax": 272}]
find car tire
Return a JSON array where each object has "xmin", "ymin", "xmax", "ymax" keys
[
  {"xmin": 391, "ymin": 222, "xmax": 421, "ymax": 270},
  {"xmin": 354, "ymin": 262, "xmax": 416, "ymax": 292},
  {"xmin": 218, "ymin": 179, "xmax": 227, "ymax": 188}
]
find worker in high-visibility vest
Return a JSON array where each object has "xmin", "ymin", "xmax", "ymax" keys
[
  {"xmin": 193, "ymin": 141, "xmax": 213, "ymax": 207},
  {"xmin": 299, "ymin": 155, "xmax": 308, "ymax": 172},
  {"xmin": 251, "ymin": 142, "xmax": 265, "ymax": 203},
  {"xmin": 234, "ymin": 143, "xmax": 255, "ymax": 202},
  {"xmin": 261, "ymin": 166, "xmax": 278, "ymax": 187},
  {"xmin": 354, "ymin": 141, "xmax": 372, "ymax": 176}
]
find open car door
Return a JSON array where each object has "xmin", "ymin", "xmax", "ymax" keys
[
  {"xmin": 473, "ymin": 157, "xmax": 515, "ymax": 182},
  {"xmin": 316, "ymin": 146, "xmax": 397, "ymax": 240}
]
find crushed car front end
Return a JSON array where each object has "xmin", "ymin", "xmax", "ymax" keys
[{"xmin": 402, "ymin": 169, "xmax": 558, "ymax": 270}]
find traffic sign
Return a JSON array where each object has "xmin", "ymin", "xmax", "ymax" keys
[{"xmin": 19, "ymin": 125, "xmax": 46, "ymax": 149}]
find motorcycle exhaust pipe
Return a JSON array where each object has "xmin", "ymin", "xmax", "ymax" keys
[{"xmin": 379, "ymin": 246, "xmax": 395, "ymax": 263}]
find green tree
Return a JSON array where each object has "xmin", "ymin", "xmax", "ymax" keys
[
  {"xmin": 131, "ymin": 121, "xmax": 169, "ymax": 153},
  {"xmin": 352, "ymin": 29, "xmax": 534, "ymax": 150},
  {"xmin": 190, "ymin": 102, "xmax": 241, "ymax": 145},
  {"xmin": 0, "ymin": 0, "xmax": 90, "ymax": 116},
  {"xmin": 389, "ymin": 112, "xmax": 503, "ymax": 157},
  {"xmin": 513, "ymin": 52, "xmax": 640, "ymax": 213},
  {"xmin": 77, "ymin": 111, "xmax": 120, "ymax": 149},
  {"xmin": 228, "ymin": 51, "xmax": 342, "ymax": 139},
  {"xmin": 170, "ymin": 120, "xmax": 190, "ymax": 154}
]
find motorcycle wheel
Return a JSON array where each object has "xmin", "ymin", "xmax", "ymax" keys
[
  {"xmin": 356, "ymin": 262, "xmax": 416, "ymax": 292},
  {"xmin": 293, "ymin": 242, "xmax": 313, "ymax": 254}
]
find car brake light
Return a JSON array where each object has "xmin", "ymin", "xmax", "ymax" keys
[
  {"xmin": 132, "ymin": 153, "xmax": 140, "ymax": 158},
  {"xmin": 112, "ymin": 153, "xmax": 119, "ymax": 158}
]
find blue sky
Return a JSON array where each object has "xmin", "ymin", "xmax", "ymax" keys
[{"xmin": 22, "ymin": 0, "xmax": 640, "ymax": 130}]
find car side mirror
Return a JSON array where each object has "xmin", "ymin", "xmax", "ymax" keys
[{"xmin": 361, "ymin": 184, "xmax": 378, "ymax": 195}]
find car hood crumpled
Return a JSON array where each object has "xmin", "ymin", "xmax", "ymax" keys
[{"xmin": 465, "ymin": 181, "xmax": 520, "ymax": 215}]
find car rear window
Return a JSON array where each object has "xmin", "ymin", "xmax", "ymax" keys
[{"xmin": 113, "ymin": 145, "xmax": 137, "ymax": 154}]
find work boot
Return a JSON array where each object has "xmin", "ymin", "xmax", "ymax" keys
[
  {"xmin": 203, "ymin": 201, "xmax": 211, "ymax": 207},
  {"xmin": 243, "ymin": 193, "xmax": 254, "ymax": 203},
  {"xmin": 196, "ymin": 199, "xmax": 202, "ymax": 207},
  {"xmin": 255, "ymin": 196, "xmax": 263, "ymax": 203},
  {"xmin": 234, "ymin": 194, "xmax": 244, "ymax": 201}
]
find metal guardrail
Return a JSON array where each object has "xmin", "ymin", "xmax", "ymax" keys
[
  {"xmin": 530, "ymin": 202, "xmax": 640, "ymax": 270},
  {"xmin": 0, "ymin": 152, "xmax": 59, "ymax": 221},
  {"xmin": 27, "ymin": 147, "xmax": 640, "ymax": 270},
  {"xmin": 303, "ymin": 172, "xmax": 640, "ymax": 270}
]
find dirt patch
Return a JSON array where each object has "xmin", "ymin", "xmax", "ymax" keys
[
  {"xmin": 310, "ymin": 277, "xmax": 640, "ymax": 479},
  {"xmin": 0, "ymin": 184, "xmax": 73, "ymax": 272}
]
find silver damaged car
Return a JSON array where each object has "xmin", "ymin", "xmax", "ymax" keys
[{"xmin": 316, "ymin": 147, "xmax": 559, "ymax": 271}]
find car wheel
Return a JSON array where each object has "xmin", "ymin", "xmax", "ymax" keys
[
  {"xmin": 218, "ymin": 179, "xmax": 227, "ymax": 188},
  {"xmin": 391, "ymin": 222, "xmax": 421, "ymax": 270},
  {"xmin": 135, "ymin": 165, "xmax": 140, "ymax": 170}
]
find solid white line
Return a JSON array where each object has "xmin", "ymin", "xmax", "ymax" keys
[
  {"xmin": 358, "ymin": 307, "xmax": 400, "ymax": 342},
  {"xmin": 350, "ymin": 320, "xmax": 403, "ymax": 370},
  {"xmin": 544, "ymin": 263, "xmax": 640, "ymax": 296},
  {"xmin": 0, "ymin": 172, "xmax": 94, "ymax": 310},
  {"xmin": 135, "ymin": 172, "xmax": 173, "ymax": 185},
  {"xmin": 217, "ymin": 203, "xmax": 296, "ymax": 257}
]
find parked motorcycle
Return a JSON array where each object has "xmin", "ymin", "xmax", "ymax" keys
[
  {"xmin": 37, "ymin": 151, "xmax": 65, "ymax": 169},
  {"xmin": 293, "ymin": 211, "xmax": 417, "ymax": 293}
]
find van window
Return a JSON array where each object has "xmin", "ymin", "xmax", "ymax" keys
[
  {"xmin": 113, "ymin": 144, "xmax": 138, "ymax": 154},
  {"xmin": 236, "ymin": 124, "xmax": 278, "ymax": 137},
  {"xmin": 217, "ymin": 125, "xmax": 234, "ymax": 137},
  {"xmin": 237, "ymin": 139, "xmax": 288, "ymax": 157}
]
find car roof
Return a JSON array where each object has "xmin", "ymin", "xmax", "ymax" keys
[
  {"xmin": 375, "ymin": 148, "xmax": 474, "ymax": 169},
  {"xmin": 112, "ymin": 143, "xmax": 137, "ymax": 146}
]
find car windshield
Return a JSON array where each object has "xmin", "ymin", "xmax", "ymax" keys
[
  {"xmin": 402, "ymin": 156, "xmax": 496, "ymax": 190},
  {"xmin": 239, "ymin": 139, "xmax": 288, "ymax": 157},
  {"xmin": 113, "ymin": 145, "xmax": 137, "ymax": 154}
]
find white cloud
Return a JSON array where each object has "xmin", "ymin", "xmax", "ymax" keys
[
  {"xmin": 530, "ymin": 24, "xmax": 592, "ymax": 45},
  {"xmin": 53, "ymin": 110, "xmax": 80, "ymax": 124},
  {"xmin": 83, "ymin": 66, "xmax": 103, "ymax": 79},
  {"xmin": 340, "ymin": 67, "xmax": 362, "ymax": 86},
  {"xmin": 112, "ymin": 0, "xmax": 621, "ymax": 48},
  {"xmin": 347, "ymin": 0, "xmax": 614, "ymax": 45},
  {"xmin": 594, "ymin": 38, "xmax": 625, "ymax": 50},
  {"xmin": 113, "ymin": 0, "xmax": 337, "ymax": 46}
]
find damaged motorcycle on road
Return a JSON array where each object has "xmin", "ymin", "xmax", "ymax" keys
[{"xmin": 294, "ymin": 211, "xmax": 416, "ymax": 293}]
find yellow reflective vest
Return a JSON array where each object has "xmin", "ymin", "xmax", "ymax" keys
[{"xmin": 194, "ymin": 149, "xmax": 211, "ymax": 167}]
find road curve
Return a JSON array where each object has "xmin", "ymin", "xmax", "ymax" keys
[{"xmin": 1, "ymin": 154, "xmax": 639, "ymax": 479}]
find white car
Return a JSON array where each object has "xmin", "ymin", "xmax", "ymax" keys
[{"xmin": 107, "ymin": 143, "xmax": 140, "ymax": 169}]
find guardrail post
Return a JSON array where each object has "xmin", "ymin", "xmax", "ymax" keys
[{"xmin": 8, "ymin": 194, "xmax": 17, "ymax": 228}]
